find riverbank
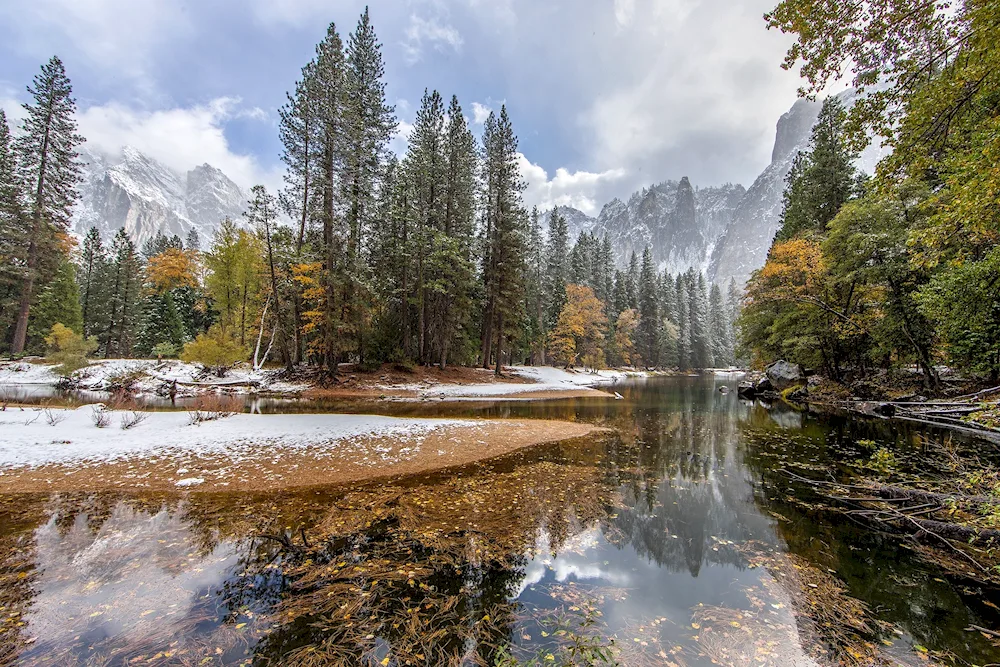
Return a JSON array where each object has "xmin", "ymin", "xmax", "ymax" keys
[
  {"xmin": 0, "ymin": 405, "xmax": 608, "ymax": 492},
  {"xmin": 0, "ymin": 359, "xmax": 646, "ymax": 403}
]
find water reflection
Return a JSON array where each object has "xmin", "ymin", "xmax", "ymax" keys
[{"xmin": 1, "ymin": 376, "xmax": 998, "ymax": 665}]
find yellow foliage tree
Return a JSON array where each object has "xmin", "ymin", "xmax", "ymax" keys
[
  {"xmin": 146, "ymin": 247, "xmax": 200, "ymax": 293},
  {"xmin": 548, "ymin": 285, "xmax": 608, "ymax": 370},
  {"xmin": 45, "ymin": 323, "xmax": 98, "ymax": 375},
  {"xmin": 180, "ymin": 327, "xmax": 246, "ymax": 377}
]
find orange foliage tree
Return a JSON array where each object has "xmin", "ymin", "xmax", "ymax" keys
[
  {"xmin": 548, "ymin": 285, "xmax": 608, "ymax": 369},
  {"xmin": 147, "ymin": 247, "xmax": 200, "ymax": 294}
]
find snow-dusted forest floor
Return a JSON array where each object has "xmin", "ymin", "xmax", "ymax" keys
[{"xmin": 0, "ymin": 359, "xmax": 647, "ymax": 401}]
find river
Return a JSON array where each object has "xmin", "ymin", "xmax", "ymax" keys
[{"xmin": 1, "ymin": 375, "xmax": 998, "ymax": 665}]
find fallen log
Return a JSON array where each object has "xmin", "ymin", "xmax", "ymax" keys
[
  {"xmin": 906, "ymin": 517, "xmax": 1000, "ymax": 546},
  {"xmin": 862, "ymin": 483, "xmax": 1000, "ymax": 508}
]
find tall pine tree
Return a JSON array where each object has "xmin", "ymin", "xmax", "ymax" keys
[{"xmin": 11, "ymin": 56, "xmax": 84, "ymax": 354}]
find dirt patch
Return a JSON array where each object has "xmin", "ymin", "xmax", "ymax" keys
[{"xmin": 0, "ymin": 419, "xmax": 610, "ymax": 493}]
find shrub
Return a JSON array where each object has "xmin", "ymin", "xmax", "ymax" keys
[
  {"xmin": 44, "ymin": 323, "xmax": 98, "ymax": 376},
  {"xmin": 181, "ymin": 329, "xmax": 245, "ymax": 377},
  {"xmin": 119, "ymin": 410, "xmax": 148, "ymax": 430},
  {"xmin": 91, "ymin": 405, "xmax": 111, "ymax": 428}
]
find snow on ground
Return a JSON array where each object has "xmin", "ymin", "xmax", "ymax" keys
[
  {"xmin": 0, "ymin": 359, "xmax": 646, "ymax": 401},
  {"xmin": 0, "ymin": 359, "xmax": 308, "ymax": 396},
  {"xmin": 412, "ymin": 366, "xmax": 643, "ymax": 398},
  {"xmin": 0, "ymin": 406, "xmax": 474, "ymax": 469}
]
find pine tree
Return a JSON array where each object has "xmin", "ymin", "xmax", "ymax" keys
[
  {"xmin": 636, "ymin": 246, "xmax": 659, "ymax": 367},
  {"xmin": 433, "ymin": 95, "xmax": 478, "ymax": 367},
  {"xmin": 676, "ymin": 274, "xmax": 691, "ymax": 369},
  {"xmin": 525, "ymin": 206, "xmax": 546, "ymax": 363},
  {"xmin": 708, "ymin": 283, "xmax": 732, "ymax": 367},
  {"xmin": 479, "ymin": 106, "xmax": 527, "ymax": 375},
  {"xmin": 406, "ymin": 89, "xmax": 447, "ymax": 363},
  {"xmin": 312, "ymin": 23, "xmax": 348, "ymax": 371},
  {"xmin": 545, "ymin": 207, "xmax": 569, "ymax": 329},
  {"xmin": 690, "ymin": 272, "xmax": 712, "ymax": 368},
  {"xmin": 103, "ymin": 230, "xmax": 143, "ymax": 357},
  {"xmin": 11, "ymin": 56, "xmax": 84, "ymax": 354},
  {"xmin": 79, "ymin": 227, "xmax": 108, "ymax": 339},
  {"xmin": 185, "ymin": 228, "xmax": 201, "ymax": 252},
  {"xmin": 625, "ymin": 252, "xmax": 639, "ymax": 311},
  {"xmin": 776, "ymin": 97, "xmax": 859, "ymax": 242},
  {"xmin": 342, "ymin": 8, "xmax": 396, "ymax": 360},
  {"xmin": 0, "ymin": 110, "xmax": 25, "ymax": 344},
  {"xmin": 659, "ymin": 272, "xmax": 679, "ymax": 367},
  {"xmin": 27, "ymin": 259, "xmax": 82, "ymax": 352}
]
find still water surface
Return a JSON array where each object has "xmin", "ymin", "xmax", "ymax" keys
[{"xmin": 2, "ymin": 375, "xmax": 999, "ymax": 665}]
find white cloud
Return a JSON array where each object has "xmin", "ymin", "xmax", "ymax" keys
[
  {"xmin": 471, "ymin": 102, "xmax": 492, "ymax": 125},
  {"xmin": 518, "ymin": 153, "xmax": 627, "ymax": 216},
  {"xmin": 77, "ymin": 97, "xmax": 280, "ymax": 192},
  {"xmin": 614, "ymin": 0, "xmax": 635, "ymax": 27},
  {"xmin": 403, "ymin": 14, "xmax": 464, "ymax": 64},
  {"xmin": 0, "ymin": 0, "xmax": 190, "ymax": 89}
]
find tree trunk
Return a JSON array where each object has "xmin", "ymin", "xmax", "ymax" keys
[
  {"xmin": 494, "ymin": 313, "xmax": 504, "ymax": 377},
  {"xmin": 10, "ymin": 230, "xmax": 39, "ymax": 355}
]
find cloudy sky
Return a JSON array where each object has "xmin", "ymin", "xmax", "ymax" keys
[{"xmin": 0, "ymin": 0, "xmax": 804, "ymax": 216}]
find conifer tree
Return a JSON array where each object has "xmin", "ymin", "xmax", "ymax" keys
[
  {"xmin": 405, "ymin": 89, "xmax": 446, "ymax": 362},
  {"xmin": 636, "ymin": 246, "xmax": 659, "ymax": 367},
  {"xmin": 479, "ymin": 106, "xmax": 527, "ymax": 375},
  {"xmin": 342, "ymin": 8, "xmax": 396, "ymax": 359},
  {"xmin": 27, "ymin": 259, "xmax": 82, "ymax": 352},
  {"xmin": 430, "ymin": 96, "xmax": 478, "ymax": 367},
  {"xmin": 79, "ymin": 227, "xmax": 108, "ymax": 339},
  {"xmin": 545, "ymin": 207, "xmax": 569, "ymax": 329},
  {"xmin": 0, "ymin": 110, "xmax": 25, "ymax": 343},
  {"xmin": 776, "ymin": 97, "xmax": 859, "ymax": 242},
  {"xmin": 676, "ymin": 274, "xmax": 691, "ymax": 369},
  {"xmin": 625, "ymin": 252, "xmax": 639, "ymax": 311},
  {"xmin": 103, "ymin": 230, "xmax": 143, "ymax": 357},
  {"xmin": 11, "ymin": 56, "xmax": 84, "ymax": 354},
  {"xmin": 690, "ymin": 272, "xmax": 712, "ymax": 368},
  {"xmin": 312, "ymin": 23, "xmax": 348, "ymax": 371},
  {"xmin": 708, "ymin": 283, "xmax": 733, "ymax": 367},
  {"xmin": 525, "ymin": 206, "xmax": 546, "ymax": 363},
  {"xmin": 185, "ymin": 228, "xmax": 201, "ymax": 252}
]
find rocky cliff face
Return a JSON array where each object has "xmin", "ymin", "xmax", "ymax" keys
[
  {"xmin": 564, "ymin": 179, "xmax": 744, "ymax": 275},
  {"xmin": 708, "ymin": 90, "xmax": 887, "ymax": 287},
  {"xmin": 707, "ymin": 98, "xmax": 823, "ymax": 287},
  {"xmin": 72, "ymin": 146, "xmax": 247, "ymax": 247}
]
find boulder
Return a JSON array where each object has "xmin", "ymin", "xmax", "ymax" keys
[
  {"xmin": 765, "ymin": 360, "xmax": 807, "ymax": 392},
  {"xmin": 737, "ymin": 382, "xmax": 756, "ymax": 399},
  {"xmin": 786, "ymin": 386, "xmax": 809, "ymax": 403},
  {"xmin": 756, "ymin": 377, "xmax": 774, "ymax": 392}
]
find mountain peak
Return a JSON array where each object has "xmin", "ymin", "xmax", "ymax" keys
[{"xmin": 72, "ymin": 146, "xmax": 248, "ymax": 247}]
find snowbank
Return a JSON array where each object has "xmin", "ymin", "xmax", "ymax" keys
[
  {"xmin": 0, "ymin": 359, "xmax": 307, "ymax": 396},
  {"xmin": 410, "ymin": 366, "xmax": 640, "ymax": 398},
  {"xmin": 0, "ymin": 406, "xmax": 473, "ymax": 469}
]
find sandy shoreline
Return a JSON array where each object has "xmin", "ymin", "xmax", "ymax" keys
[{"xmin": 0, "ymin": 408, "xmax": 608, "ymax": 492}]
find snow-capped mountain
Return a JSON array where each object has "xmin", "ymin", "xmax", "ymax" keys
[
  {"xmin": 708, "ymin": 89, "xmax": 887, "ymax": 287},
  {"xmin": 547, "ymin": 179, "xmax": 745, "ymax": 275},
  {"xmin": 72, "ymin": 146, "xmax": 247, "ymax": 247}
]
